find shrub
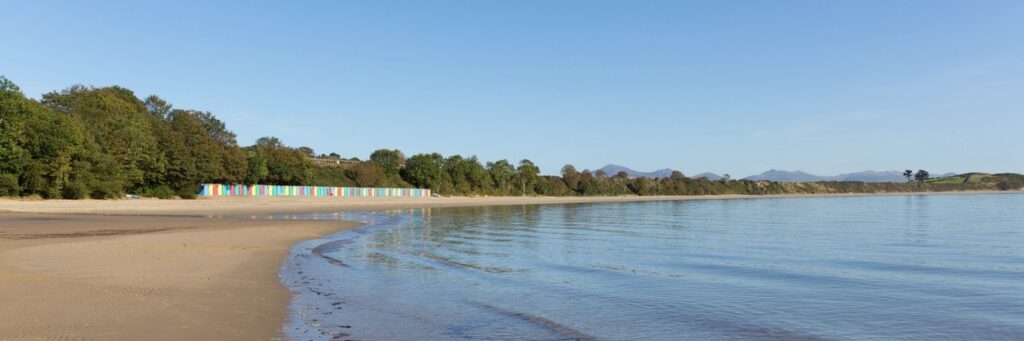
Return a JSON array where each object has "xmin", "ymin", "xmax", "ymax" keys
[
  {"xmin": 89, "ymin": 180, "xmax": 124, "ymax": 199},
  {"xmin": 175, "ymin": 184, "xmax": 199, "ymax": 199},
  {"xmin": 0, "ymin": 174, "xmax": 20, "ymax": 196},
  {"xmin": 145, "ymin": 185, "xmax": 176, "ymax": 199},
  {"xmin": 62, "ymin": 181, "xmax": 90, "ymax": 199},
  {"xmin": 42, "ymin": 186, "xmax": 62, "ymax": 199}
]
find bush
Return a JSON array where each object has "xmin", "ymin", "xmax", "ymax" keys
[
  {"xmin": 89, "ymin": 180, "xmax": 124, "ymax": 199},
  {"xmin": 62, "ymin": 181, "xmax": 90, "ymax": 199},
  {"xmin": 145, "ymin": 185, "xmax": 176, "ymax": 199},
  {"xmin": 0, "ymin": 174, "xmax": 20, "ymax": 196},
  {"xmin": 42, "ymin": 186, "xmax": 62, "ymax": 199},
  {"xmin": 175, "ymin": 184, "xmax": 199, "ymax": 199}
]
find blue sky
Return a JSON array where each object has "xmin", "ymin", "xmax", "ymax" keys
[{"xmin": 3, "ymin": 1, "xmax": 1022, "ymax": 177}]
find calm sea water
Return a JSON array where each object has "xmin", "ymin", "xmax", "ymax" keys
[{"xmin": 278, "ymin": 194, "xmax": 1024, "ymax": 340}]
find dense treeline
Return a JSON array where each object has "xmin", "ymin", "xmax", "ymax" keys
[
  {"xmin": 0, "ymin": 77, "xmax": 316, "ymax": 198},
  {"xmin": 0, "ymin": 77, "xmax": 1017, "ymax": 199}
]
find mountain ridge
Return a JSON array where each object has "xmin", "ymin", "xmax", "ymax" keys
[
  {"xmin": 597, "ymin": 164, "xmax": 676, "ymax": 179},
  {"xmin": 744, "ymin": 170, "xmax": 957, "ymax": 183},
  {"xmin": 595, "ymin": 164, "xmax": 959, "ymax": 183}
]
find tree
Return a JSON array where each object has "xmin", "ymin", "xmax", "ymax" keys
[
  {"xmin": 0, "ymin": 77, "xmax": 30, "ymax": 179},
  {"xmin": 614, "ymin": 171, "xmax": 629, "ymax": 179},
  {"xmin": 42, "ymin": 85, "xmax": 165, "ymax": 192},
  {"xmin": 914, "ymin": 170, "xmax": 930, "ymax": 182},
  {"xmin": 487, "ymin": 160, "xmax": 516, "ymax": 195},
  {"xmin": 903, "ymin": 169, "xmax": 914, "ymax": 182},
  {"xmin": 536, "ymin": 176, "xmax": 570, "ymax": 196},
  {"xmin": 2, "ymin": 84, "xmax": 88, "ymax": 198},
  {"xmin": 464, "ymin": 156, "xmax": 493, "ymax": 194},
  {"xmin": 670, "ymin": 170, "xmax": 685, "ymax": 181},
  {"xmin": 370, "ymin": 149, "xmax": 404, "ymax": 178},
  {"xmin": 561, "ymin": 164, "xmax": 580, "ymax": 192},
  {"xmin": 158, "ymin": 109, "xmax": 232, "ymax": 193},
  {"xmin": 444, "ymin": 154, "xmax": 473, "ymax": 194},
  {"xmin": 402, "ymin": 153, "xmax": 446, "ymax": 191},
  {"xmin": 144, "ymin": 95, "xmax": 172, "ymax": 119},
  {"xmin": 245, "ymin": 149, "xmax": 269, "ymax": 184},
  {"xmin": 346, "ymin": 162, "xmax": 382, "ymax": 187},
  {"xmin": 517, "ymin": 159, "xmax": 540, "ymax": 196},
  {"xmin": 245, "ymin": 136, "xmax": 312, "ymax": 185},
  {"xmin": 1, "ymin": 76, "xmax": 101, "ymax": 198},
  {"xmin": 595, "ymin": 169, "xmax": 607, "ymax": 178},
  {"xmin": 0, "ymin": 76, "xmax": 19, "ymax": 94}
]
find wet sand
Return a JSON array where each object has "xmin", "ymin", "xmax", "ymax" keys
[{"xmin": 0, "ymin": 191, "xmax": 1016, "ymax": 340}]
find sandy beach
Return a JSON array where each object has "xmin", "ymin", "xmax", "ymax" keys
[
  {"xmin": 0, "ymin": 191, "xmax": 1017, "ymax": 340},
  {"xmin": 0, "ymin": 213, "xmax": 357, "ymax": 340}
]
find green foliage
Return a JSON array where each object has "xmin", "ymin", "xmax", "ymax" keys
[
  {"xmin": 0, "ymin": 77, "xmax": 262, "ymax": 199},
  {"xmin": 914, "ymin": 170, "xmax": 930, "ymax": 182},
  {"xmin": 1, "ymin": 78, "xmax": 91, "ymax": 198},
  {"xmin": 561, "ymin": 165, "xmax": 580, "ymax": 190},
  {"xmin": 0, "ymin": 173, "xmax": 20, "ymax": 196},
  {"xmin": 42, "ymin": 85, "xmax": 164, "ymax": 191},
  {"xmin": 403, "ymin": 153, "xmax": 448, "ymax": 191},
  {"xmin": 487, "ymin": 160, "xmax": 516, "ymax": 196},
  {"xmin": 313, "ymin": 167, "xmax": 357, "ymax": 187},
  {"xmin": 927, "ymin": 172, "xmax": 1024, "ymax": 190},
  {"xmin": 176, "ymin": 184, "xmax": 199, "ymax": 199},
  {"xmin": 61, "ymin": 181, "xmax": 89, "ymax": 199},
  {"xmin": 0, "ymin": 80, "xmax": 32, "ymax": 177},
  {"xmin": 0, "ymin": 76, "xmax": 21, "ymax": 94},
  {"xmin": 146, "ymin": 185, "xmax": 177, "ymax": 199},
  {"xmin": 464, "ymin": 156, "xmax": 493, "ymax": 194},
  {"xmin": 370, "ymin": 149, "xmax": 404, "ymax": 176},
  {"xmin": 154, "ymin": 109, "xmax": 243, "ymax": 192},
  {"xmin": 346, "ymin": 162, "xmax": 383, "ymax": 187},
  {"xmin": 246, "ymin": 137, "xmax": 313, "ymax": 185},
  {"xmin": 90, "ymin": 180, "xmax": 124, "ymax": 199},
  {"xmin": 535, "ymin": 176, "xmax": 571, "ymax": 196},
  {"xmin": 516, "ymin": 159, "xmax": 540, "ymax": 196}
]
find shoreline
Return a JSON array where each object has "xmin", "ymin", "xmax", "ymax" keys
[
  {"xmin": 1, "ymin": 190, "xmax": 1018, "ymax": 216},
  {"xmin": 1, "ymin": 190, "xmax": 1020, "ymax": 340}
]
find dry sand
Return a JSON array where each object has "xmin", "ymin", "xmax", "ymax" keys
[
  {"xmin": 0, "ymin": 191, "xmax": 1017, "ymax": 340},
  {"xmin": 0, "ymin": 213, "xmax": 356, "ymax": 340}
]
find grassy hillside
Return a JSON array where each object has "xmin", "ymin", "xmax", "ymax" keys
[{"xmin": 926, "ymin": 173, "xmax": 1024, "ymax": 190}]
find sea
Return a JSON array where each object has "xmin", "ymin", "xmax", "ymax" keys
[{"xmin": 276, "ymin": 193, "xmax": 1024, "ymax": 340}]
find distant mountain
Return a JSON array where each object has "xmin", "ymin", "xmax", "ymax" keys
[
  {"xmin": 594, "ymin": 166, "xmax": 960, "ymax": 183},
  {"xmin": 744, "ymin": 170, "xmax": 828, "ymax": 182},
  {"xmin": 834, "ymin": 170, "xmax": 907, "ymax": 183},
  {"xmin": 597, "ymin": 164, "xmax": 676, "ymax": 178},
  {"xmin": 691, "ymin": 172, "xmax": 723, "ymax": 181},
  {"xmin": 744, "ymin": 169, "xmax": 945, "ymax": 183}
]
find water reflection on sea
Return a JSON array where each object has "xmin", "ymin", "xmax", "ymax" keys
[{"xmin": 278, "ymin": 194, "xmax": 1024, "ymax": 340}]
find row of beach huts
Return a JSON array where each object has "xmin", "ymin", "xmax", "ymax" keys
[{"xmin": 198, "ymin": 184, "xmax": 431, "ymax": 198}]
